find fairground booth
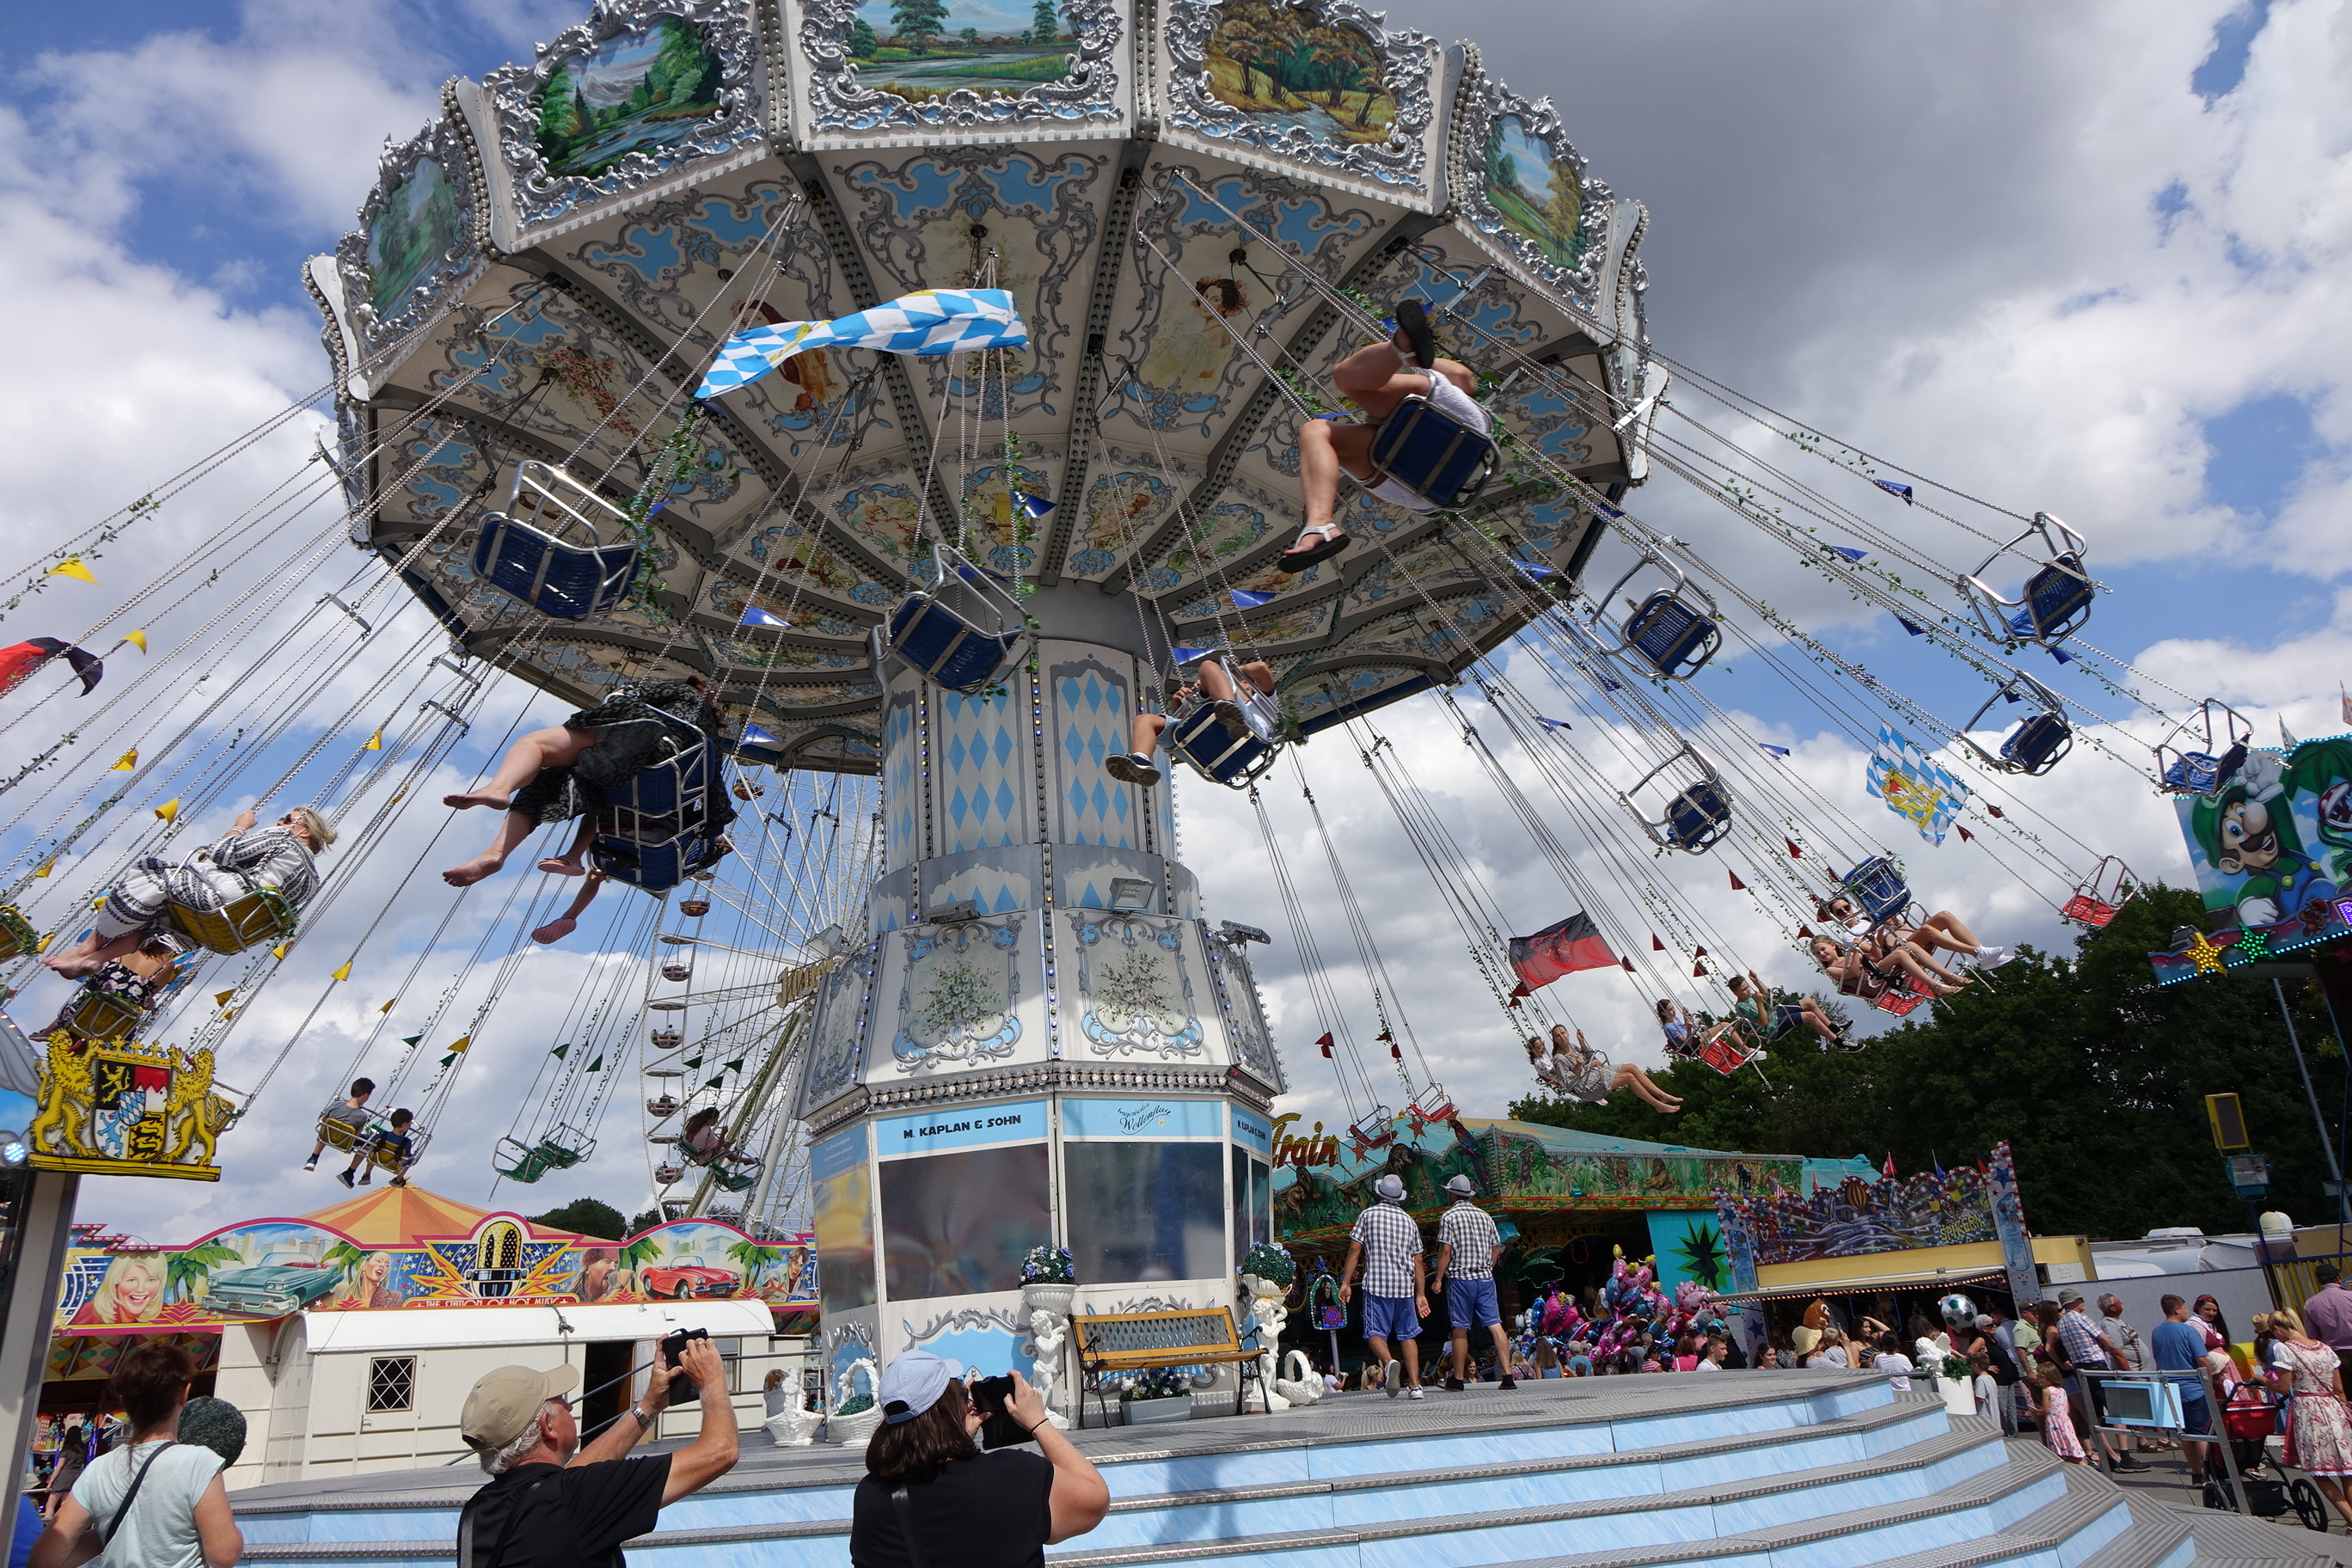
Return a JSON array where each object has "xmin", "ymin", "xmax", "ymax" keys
[{"xmin": 34, "ymin": 1182, "xmax": 817, "ymax": 1489}]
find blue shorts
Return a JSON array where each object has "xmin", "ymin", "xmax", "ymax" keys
[
  {"xmin": 1364, "ymin": 1294, "xmax": 1420, "ymax": 1343},
  {"xmin": 2178, "ymin": 1393, "xmax": 2213, "ymax": 1436},
  {"xmin": 1447, "ymin": 1277, "xmax": 1501, "ymax": 1330}
]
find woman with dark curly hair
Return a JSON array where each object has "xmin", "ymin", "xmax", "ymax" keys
[{"xmin": 848, "ymin": 1351, "xmax": 1106, "ymax": 1568}]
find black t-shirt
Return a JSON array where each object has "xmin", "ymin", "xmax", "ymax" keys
[
  {"xmin": 850, "ymin": 1450, "xmax": 1054, "ymax": 1568},
  {"xmin": 462, "ymin": 1454, "xmax": 672, "ymax": 1568}
]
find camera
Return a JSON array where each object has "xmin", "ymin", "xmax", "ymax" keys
[
  {"xmin": 660, "ymin": 1327, "xmax": 709, "ymax": 1406},
  {"xmin": 967, "ymin": 1374, "xmax": 1029, "ymax": 1449}
]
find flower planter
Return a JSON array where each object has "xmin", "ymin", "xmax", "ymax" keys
[
  {"xmin": 1022, "ymin": 1282, "xmax": 1078, "ymax": 1315},
  {"xmin": 1938, "ymin": 1375, "xmax": 1975, "ymax": 1417},
  {"xmin": 1122, "ymin": 1393, "xmax": 1191, "ymax": 1425}
]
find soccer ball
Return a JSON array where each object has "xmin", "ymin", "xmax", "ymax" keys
[{"xmin": 1938, "ymin": 1293, "xmax": 1976, "ymax": 1326}]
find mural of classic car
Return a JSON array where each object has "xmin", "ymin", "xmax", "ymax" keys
[
  {"xmin": 641, "ymin": 1257, "xmax": 740, "ymax": 1299},
  {"xmin": 201, "ymin": 1252, "xmax": 343, "ymax": 1316}
]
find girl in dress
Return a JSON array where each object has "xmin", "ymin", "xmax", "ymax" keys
[
  {"xmin": 2263, "ymin": 1307, "xmax": 2352, "ymax": 1529},
  {"xmin": 2029, "ymin": 1372, "xmax": 2088, "ymax": 1463},
  {"xmin": 1546, "ymin": 1025, "xmax": 1685, "ymax": 1114},
  {"xmin": 2193, "ymin": 1295, "xmax": 2232, "ymax": 1355}
]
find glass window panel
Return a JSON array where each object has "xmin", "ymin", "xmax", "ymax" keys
[
  {"xmin": 1069, "ymin": 1142, "xmax": 1225, "ymax": 1283},
  {"xmin": 880, "ymin": 1142, "xmax": 1051, "ymax": 1301},
  {"xmin": 1250, "ymin": 1157, "xmax": 1271, "ymax": 1248},
  {"xmin": 812, "ymin": 1132, "xmax": 875, "ymax": 1314}
]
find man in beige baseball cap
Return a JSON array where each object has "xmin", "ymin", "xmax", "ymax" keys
[{"xmin": 456, "ymin": 1334, "xmax": 736, "ymax": 1568}]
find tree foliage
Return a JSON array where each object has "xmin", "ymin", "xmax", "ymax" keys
[
  {"xmin": 529, "ymin": 1196, "xmax": 628, "ymax": 1240},
  {"xmin": 891, "ymin": 0, "xmax": 950, "ymax": 54},
  {"xmin": 1509, "ymin": 886, "xmax": 2352, "ymax": 1242}
]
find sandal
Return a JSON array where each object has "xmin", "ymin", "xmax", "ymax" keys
[
  {"xmin": 1277, "ymin": 524, "xmax": 1349, "ymax": 573},
  {"xmin": 1394, "ymin": 298, "xmax": 1437, "ymax": 369}
]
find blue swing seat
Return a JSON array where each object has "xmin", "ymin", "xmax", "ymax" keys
[
  {"xmin": 471, "ymin": 460, "xmax": 641, "ymax": 621},
  {"xmin": 2161, "ymin": 751, "xmax": 2220, "ymax": 794},
  {"xmin": 589, "ymin": 729, "xmax": 726, "ymax": 893},
  {"xmin": 589, "ymin": 824, "xmax": 721, "ymax": 894},
  {"xmin": 2003, "ymin": 554, "xmax": 2095, "ymax": 645},
  {"xmin": 873, "ymin": 545, "xmax": 1029, "ymax": 695},
  {"xmin": 1999, "ymin": 710, "xmax": 2073, "ymax": 775},
  {"xmin": 1838, "ymin": 856, "xmax": 1911, "ymax": 926},
  {"xmin": 603, "ymin": 735, "xmax": 720, "ymax": 826},
  {"xmin": 1368, "ymin": 394, "xmax": 1499, "ymax": 510},
  {"xmin": 1167, "ymin": 703, "xmax": 1280, "ymax": 788},
  {"xmin": 1663, "ymin": 779, "xmax": 1733, "ymax": 851},
  {"xmin": 1624, "ymin": 592, "xmax": 1723, "ymax": 680}
]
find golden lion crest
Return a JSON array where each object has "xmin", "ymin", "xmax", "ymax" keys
[{"xmin": 28, "ymin": 1034, "xmax": 227, "ymax": 1183}]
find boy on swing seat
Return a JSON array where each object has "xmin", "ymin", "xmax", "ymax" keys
[
  {"xmin": 1106, "ymin": 657, "xmax": 1276, "ymax": 788},
  {"xmin": 1277, "ymin": 300, "xmax": 1490, "ymax": 574}
]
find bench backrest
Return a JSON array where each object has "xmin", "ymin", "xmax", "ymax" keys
[{"xmin": 1074, "ymin": 1308, "xmax": 1242, "ymax": 1363}]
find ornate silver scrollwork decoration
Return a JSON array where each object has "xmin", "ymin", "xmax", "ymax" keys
[
  {"xmin": 1161, "ymin": 0, "xmax": 1434, "ymax": 190},
  {"xmin": 481, "ymin": 0, "xmax": 768, "ymax": 235},
  {"xmin": 334, "ymin": 111, "xmax": 488, "ymax": 370},
  {"xmin": 903, "ymin": 1306, "xmax": 1025, "ymax": 1343},
  {"xmin": 799, "ymin": 0, "xmax": 1123, "ymax": 135},
  {"xmin": 1449, "ymin": 65, "xmax": 1608, "ymax": 318}
]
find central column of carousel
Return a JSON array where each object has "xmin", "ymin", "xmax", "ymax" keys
[{"xmin": 790, "ymin": 583, "xmax": 1289, "ymax": 1427}]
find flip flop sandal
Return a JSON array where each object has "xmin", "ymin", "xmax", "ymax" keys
[
  {"xmin": 1394, "ymin": 298, "xmax": 1437, "ymax": 369},
  {"xmin": 1277, "ymin": 526, "xmax": 1349, "ymax": 573}
]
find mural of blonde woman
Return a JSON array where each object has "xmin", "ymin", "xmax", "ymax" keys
[
  {"xmin": 340, "ymin": 1252, "xmax": 404, "ymax": 1311},
  {"xmin": 70, "ymin": 1255, "xmax": 182, "ymax": 1327},
  {"xmin": 1141, "ymin": 276, "xmax": 1248, "ymax": 389}
]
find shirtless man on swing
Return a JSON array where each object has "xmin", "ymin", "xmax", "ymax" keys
[{"xmin": 1277, "ymin": 300, "xmax": 1491, "ymax": 574}]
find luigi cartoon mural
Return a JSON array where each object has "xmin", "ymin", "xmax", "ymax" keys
[{"xmin": 2177, "ymin": 737, "xmax": 2352, "ymax": 935}]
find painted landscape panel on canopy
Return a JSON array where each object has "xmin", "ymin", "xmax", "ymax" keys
[
  {"xmin": 1204, "ymin": 0, "xmax": 1398, "ymax": 145},
  {"xmin": 848, "ymin": 0, "xmax": 1081, "ymax": 100},
  {"xmin": 1483, "ymin": 113, "xmax": 1584, "ymax": 270},
  {"xmin": 364, "ymin": 159, "xmax": 462, "ymax": 318},
  {"xmin": 536, "ymin": 16, "xmax": 727, "ymax": 180}
]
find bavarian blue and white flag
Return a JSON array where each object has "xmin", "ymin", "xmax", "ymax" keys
[
  {"xmin": 1866, "ymin": 726, "xmax": 1969, "ymax": 845},
  {"xmin": 696, "ymin": 289, "xmax": 1029, "ymax": 398}
]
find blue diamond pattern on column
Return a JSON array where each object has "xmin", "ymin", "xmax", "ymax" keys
[
  {"xmin": 1063, "ymin": 727, "xmax": 1086, "ymax": 766},
  {"xmin": 995, "ymin": 781, "xmax": 1017, "ymax": 823},
  {"xmin": 949, "ymin": 787, "xmax": 970, "ymax": 828},
  {"xmin": 947, "ymin": 732, "xmax": 968, "ymax": 775}
]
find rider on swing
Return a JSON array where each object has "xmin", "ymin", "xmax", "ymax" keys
[
  {"xmin": 1277, "ymin": 300, "xmax": 1490, "ymax": 575},
  {"xmin": 1106, "ymin": 656, "xmax": 1277, "ymax": 789}
]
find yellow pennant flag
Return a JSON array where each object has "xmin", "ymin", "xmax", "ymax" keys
[
  {"xmin": 90, "ymin": 897, "xmax": 104, "ymax": 910},
  {"xmin": 46, "ymin": 559, "xmax": 98, "ymax": 585},
  {"xmin": 213, "ymin": 989, "xmax": 236, "ymax": 1008},
  {"xmin": 389, "ymin": 789, "xmax": 407, "ymax": 805},
  {"xmin": 153, "ymin": 798, "xmax": 180, "ymax": 822},
  {"xmin": 34, "ymin": 859, "xmax": 53, "ymax": 879},
  {"xmin": 378, "ymin": 997, "xmax": 397, "ymax": 1014},
  {"xmin": 271, "ymin": 942, "xmax": 291, "ymax": 959},
  {"xmin": 220, "ymin": 1008, "xmax": 236, "ymax": 1021},
  {"xmin": 113, "ymin": 748, "xmax": 138, "ymax": 771},
  {"xmin": 364, "ymin": 729, "xmax": 383, "ymax": 751},
  {"xmin": 120, "ymin": 630, "xmax": 147, "ymax": 653},
  {"xmin": 34, "ymin": 932, "xmax": 51, "ymax": 953},
  {"xmin": 331, "ymin": 960, "xmax": 352, "ymax": 982},
  {"xmin": 447, "ymin": 1035, "xmax": 471, "ymax": 1056}
]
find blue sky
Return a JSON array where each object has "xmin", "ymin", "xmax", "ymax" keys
[{"xmin": 5, "ymin": 0, "xmax": 2351, "ymax": 1233}]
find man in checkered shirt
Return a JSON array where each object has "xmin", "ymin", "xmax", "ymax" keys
[
  {"xmin": 1432, "ymin": 1174, "xmax": 1516, "ymax": 1392},
  {"xmin": 1340, "ymin": 1173, "xmax": 1430, "ymax": 1399}
]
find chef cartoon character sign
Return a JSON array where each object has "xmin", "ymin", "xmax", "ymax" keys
[{"xmin": 2180, "ymin": 740, "xmax": 2352, "ymax": 930}]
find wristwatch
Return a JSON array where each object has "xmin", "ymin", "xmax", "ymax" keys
[{"xmin": 631, "ymin": 1406, "xmax": 656, "ymax": 1429}]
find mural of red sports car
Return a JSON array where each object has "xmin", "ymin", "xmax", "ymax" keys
[{"xmin": 641, "ymin": 1256, "xmax": 741, "ymax": 1299}]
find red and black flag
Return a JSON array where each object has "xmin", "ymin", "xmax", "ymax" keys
[
  {"xmin": 0, "ymin": 637, "xmax": 101, "ymax": 699},
  {"xmin": 1509, "ymin": 912, "xmax": 1616, "ymax": 990}
]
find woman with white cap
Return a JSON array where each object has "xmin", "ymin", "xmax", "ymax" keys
[{"xmin": 850, "ymin": 1351, "xmax": 1107, "ymax": 1568}]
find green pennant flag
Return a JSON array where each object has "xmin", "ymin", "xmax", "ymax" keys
[
  {"xmin": 723, "ymin": 1058, "xmax": 745, "ymax": 1075},
  {"xmin": 682, "ymin": 1057, "xmax": 703, "ymax": 1070},
  {"xmin": 550, "ymin": 1043, "xmax": 569, "ymax": 1059},
  {"xmin": 402, "ymin": 1034, "xmax": 423, "ymax": 1045},
  {"xmin": 438, "ymin": 1053, "xmax": 457, "ymax": 1067},
  {"xmin": 585, "ymin": 1056, "xmax": 603, "ymax": 1073},
  {"xmin": 704, "ymin": 1075, "xmax": 725, "ymax": 1090}
]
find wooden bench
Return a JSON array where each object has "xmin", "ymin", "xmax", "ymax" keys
[{"xmin": 1072, "ymin": 1308, "xmax": 1264, "ymax": 1429}]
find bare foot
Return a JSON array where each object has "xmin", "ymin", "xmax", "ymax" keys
[
  {"xmin": 532, "ymin": 917, "xmax": 577, "ymax": 945},
  {"xmin": 536, "ymin": 858, "xmax": 585, "ymax": 876},
  {"xmin": 443, "ymin": 791, "xmax": 512, "ymax": 811},
  {"xmin": 41, "ymin": 952, "xmax": 106, "ymax": 979},
  {"xmin": 442, "ymin": 852, "xmax": 505, "ymax": 887}
]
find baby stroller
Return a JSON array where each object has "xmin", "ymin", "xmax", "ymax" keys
[{"xmin": 2201, "ymin": 1375, "xmax": 2327, "ymax": 1531}]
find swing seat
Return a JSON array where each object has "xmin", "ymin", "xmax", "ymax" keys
[
  {"xmin": 1368, "ymin": 395, "xmax": 1498, "ymax": 510},
  {"xmin": 65, "ymin": 989, "xmax": 145, "ymax": 1042},
  {"xmin": 1623, "ymin": 593, "xmax": 1722, "ymax": 680},
  {"xmin": 2061, "ymin": 893, "xmax": 2119, "ymax": 928},
  {"xmin": 2002, "ymin": 554, "xmax": 2095, "ymax": 645},
  {"xmin": 603, "ymin": 737, "xmax": 720, "ymax": 826},
  {"xmin": 473, "ymin": 515, "xmax": 640, "ymax": 621},
  {"xmin": 1409, "ymin": 1081, "xmax": 1454, "ymax": 1123},
  {"xmin": 1838, "ymin": 856, "xmax": 1912, "ymax": 926},
  {"xmin": 589, "ymin": 825, "xmax": 720, "ymax": 894},
  {"xmin": 1873, "ymin": 989, "xmax": 1928, "ymax": 1016},
  {"xmin": 1999, "ymin": 712, "xmax": 2072, "ymax": 775},
  {"xmin": 1347, "ymin": 1107, "xmax": 1396, "ymax": 1150},
  {"xmin": 1663, "ymin": 780, "xmax": 1733, "ymax": 851},
  {"xmin": 168, "ymin": 887, "xmax": 297, "ymax": 956},
  {"xmin": 880, "ymin": 595, "xmax": 1023, "ymax": 694},
  {"xmin": 2162, "ymin": 750, "xmax": 2220, "ymax": 794},
  {"xmin": 492, "ymin": 1123, "xmax": 593, "ymax": 1184},
  {"xmin": 873, "ymin": 545, "xmax": 1028, "ymax": 695},
  {"xmin": 0, "ymin": 903, "xmax": 39, "ymax": 961},
  {"xmin": 655, "ymin": 1162, "xmax": 684, "ymax": 1184},
  {"xmin": 1167, "ymin": 703, "xmax": 1280, "ymax": 788},
  {"xmin": 1697, "ymin": 1034, "xmax": 1755, "ymax": 1076},
  {"xmin": 709, "ymin": 1167, "xmax": 757, "ymax": 1193}
]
